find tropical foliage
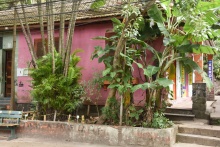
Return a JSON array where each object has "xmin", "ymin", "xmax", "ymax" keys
[
  {"xmin": 213, "ymin": 40, "xmax": 220, "ymax": 79},
  {"xmin": 30, "ymin": 50, "xmax": 84, "ymax": 118},
  {"xmin": 92, "ymin": 0, "xmax": 219, "ymax": 128},
  {"xmin": 12, "ymin": 0, "xmax": 84, "ymax": 116}
]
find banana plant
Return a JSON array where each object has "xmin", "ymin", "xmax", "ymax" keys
[
  {"xmin": 129, "ymin": 0, "xmax": 219, "ymax": 124},
  {"xmin": 92, "ymin": 0, "xmax": 219, "ymax": 126}
]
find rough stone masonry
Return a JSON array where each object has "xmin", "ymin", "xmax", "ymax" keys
[
  {"xmin": 14, "ymin": 120, "xmax": 177, "ymax": 147},
  {"xmin": 192, "ymin": 83, "xmax": 208, "ymax": 119}
]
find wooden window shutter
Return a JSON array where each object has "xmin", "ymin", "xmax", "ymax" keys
[{"xmin": 34, "ymin": 37, "xmax": 59, "ymax": 58}]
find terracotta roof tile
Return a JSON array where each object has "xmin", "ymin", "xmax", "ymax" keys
[{"xmin": 0, "ymin": 0, "xmax": 124, "ymax": 27}]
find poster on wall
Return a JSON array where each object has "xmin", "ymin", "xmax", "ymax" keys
[
  {"xmin": 188, "ymin": 72, "xmax": 193, "ymax": 85},
  {"xmin": 208, "ymin": 60, "xmax": 213, "ymax": 81},
  {"xmin": 181, "ymin": 65, "xmax": 185, "ymax": 85},
  {"xmin": 180, "ymin": 64, "xmax": 186, "ymax": 97}
]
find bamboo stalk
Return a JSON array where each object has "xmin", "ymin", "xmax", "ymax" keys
[
  {"xmin": 20, "ymin": 1, "xmax": 37, "ymax": 61},
  {"xmin": 68, "ymin": 114, "xmax": 71, "ymax": 122},
  {"xmin": 10, "ymin": 5, "xmax": 17, "ymax": 110},
  {"xmin": 46, "ymin": 0, "xmax": 51, "ymax": 53},
  {"xmin": 59, "ymin": 0, "xmax": 65, "ymax": 55},
  {"xmin": 16, "ymin": 6, "xmax": 38, "ymax": 69},
  {"xmin": 63, "ymin": 0, "xmax": 81, "ymax": 76},
  {"xmin": 119, "ymin": 95, "xmax": 123, "ymax": 126},
  {"xmin": 44, "ymin": 115, "xmax": 46, "ymax": 121},
  {"xmin": 53, "ymin": 110, "xmax": 57, "ymax": 121},
  {"xmin": 37, "ymin": 0, "xmax": 46, "ymax": 55},
  {"xmin": 32, "ymin": 113, "xmax": 35, "ymax": 120},
  {"xmin": 49, "ymin": 0, "xmax": 55, "ymax": 74}
]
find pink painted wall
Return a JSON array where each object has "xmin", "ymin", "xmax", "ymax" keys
[
  {"xmin": 17, "ymin": 21, "xmax": 112, "ymax": 104},
  {"xmin": 16, "ymin": 21, "xmax": 164, "ymax": 106}
]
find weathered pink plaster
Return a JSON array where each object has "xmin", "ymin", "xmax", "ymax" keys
[
  {"xmin": 16, "ymin": 21, "xmax": 164, "ymax": 105},
  {"xmin": 17, "ymin": 21, "xmax": 112, "ymax": 103}
]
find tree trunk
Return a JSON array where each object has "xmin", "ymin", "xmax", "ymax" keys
[
  {"xmin": 10, "ymin": 6, "xmax": 17, "ymax": 110},
  {"xmin": 59, "ymin": 0, "xmax": 65, "ymax": 55},
  {"xmin": 20, "ymin": 1, "xmax": 36, "ymax": 59},
  {"xmin": 37, "ymin": 0, "xmax": 46, "ymax": 55},
  {"xmin": 63, "ymin": 0, "xmax": 81, "ymax": 76},
  {"xmin": 46, "ymin": 0, "xmax": 51, "ymax": 53},
  {"xmin": 49, "ymin": 0, "xmax": 55, "ymax": 74},
  {"xmin": 16, "ymin": 8, "xmax": 38, "ymax": 69},
  {"xmin": 104, "ymin": 17, "xmax": 131, "ymax": 106}
]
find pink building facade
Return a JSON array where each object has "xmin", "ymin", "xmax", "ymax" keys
[
  {"xmin": 15, "ymin": 21, "xmax": 148, "ymax": 106},
  {"xmin": 0, "ymin": 20, "xmax": 212, "ymax": 110}
]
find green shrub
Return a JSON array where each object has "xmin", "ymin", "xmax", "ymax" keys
[
  {"xmin": 30, "ymin": 51, "xmax": 84, "ymax": 116},
  {"xmin": 102, "ymin": 97, "xmax": 120, "ymax": 124},
  {"xmin": 150, "ymin": 112, "xmax": 173, "ymax": 129}
]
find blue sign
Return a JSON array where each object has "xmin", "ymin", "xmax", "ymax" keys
[{"xmin": 208, "ymin": 60, "xmax": 212, "ymax": 81}]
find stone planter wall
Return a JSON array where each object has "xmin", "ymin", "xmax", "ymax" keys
[
  {"xmin": 192, "ymin": 83, "xmax": 208, "ymax": 119},
  {"xmin": 15, "ymin": 120, "xmax": 177, "ymax": 147}
]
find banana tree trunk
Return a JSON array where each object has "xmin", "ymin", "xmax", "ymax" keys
[{"xmin": 105, "ymin": 17, "xmax": 133, "ymax": 106}]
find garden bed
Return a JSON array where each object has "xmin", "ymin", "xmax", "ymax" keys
[{"xmin": 15, "ymin": 120, "xmax": 177, "ymax": 147}]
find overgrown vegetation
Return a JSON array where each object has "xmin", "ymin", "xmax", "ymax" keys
[
  {"xmin": 30, "ymin": 50, "xmax": 84, "ymax": 119},
  {"xmin": 92, "ymin": 0, "xmax": 219, "ymax": 128},
  {"xmin": 13, "ymin": 0, "xmax": 84, "ymax": 118},
  {"xmin": 213, "ymin": 40, "xmax": 220, "ymax": 79},
  {"xmin": 81, "ymin": 71, "xmax": 103, "ymax": 116}
]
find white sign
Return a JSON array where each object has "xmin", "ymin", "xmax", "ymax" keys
[{"xmin": 17, "ymin": 68, "xmax": 28, "ymax": 76}]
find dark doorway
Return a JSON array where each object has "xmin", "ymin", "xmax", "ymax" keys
[{"xmin": 4, "ymin": 50, "xmax": 12, "ymax": 97}]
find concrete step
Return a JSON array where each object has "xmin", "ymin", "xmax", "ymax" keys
[
  {"xmin": 0, "ymin": 97, "xmax": 10, "ymax": 105},
  {"xmin": 0, "ymin": 102, "xmax": 10, "ymax": 105},
  {"xmin": 0, "ymin": 97, "xmax": 11, "ymax": 106},
  {"xmin": 0, "ymin": 97, "xmax": 11, "ymax": 100},
  {"xmin": 0, "ymin": 100, "xmax": 10, "ymax": 104},
  {"xmin": 178, "ymin": 124, "xmax": 220, "ymax": 138},
  {"xmin": 210, "ymin": 112, "xmax": 220, "ymax": 126},
  {"xmin": 166, "ymin": 107, "xmax": 194, "ymax": 115},
  {"xmin": 164, "ymin": 113, "xmax": 195, "ymax": 121},
  {"xmin": 173, "ymin": 142, "xmax": 215, "ymax": 147},
  {"xmin": 0, "ymin": 106, "xmax": 6, "ymax": 110},
  {"xmin": 176, "ymin": 133, "xmax": 220, "ymax": 146}
]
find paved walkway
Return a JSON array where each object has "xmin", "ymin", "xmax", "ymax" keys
[
  {"xmin": 0, "ymin": 139, "xmax": 215, "ymax": 147},
  {"xmin": 0, "ymin": 138, "xmax": 120, "ymax": 147},
  {"xmin": 169, "ymin": 96, "xmax": 219, "ymax": 115},
  {"xmin": 210, "ymin": 96, "xmax": 220, "ymax": 120},
  {"xmin": 1, "ymin": 96, "xmax": 220, "ymax": 147},
  {"xmin": 173, "ymin": 143, "xmax": 214, "ymax": 147},
  {"xmin": 0, "ymin": 138, "xmax": 215, "ymax": 147}
]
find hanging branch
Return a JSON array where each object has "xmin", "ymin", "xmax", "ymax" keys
[
  {"xmin": 63, "ymin": 0, "xmax": 81, "ymax": 76},
  {"xmin": 59, "ymin": 0, "xmax": 65, "ymax": 55},
  {"xmin": 16, "ymin": 7, "xmax": 38, "ymax": 69},
  {"xmin": 37, "ymin": 0, "xmax": 46, "ymax": 55}
]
